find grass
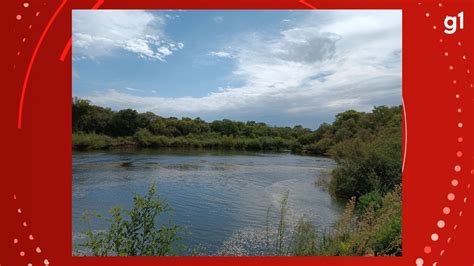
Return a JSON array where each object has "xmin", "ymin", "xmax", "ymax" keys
[
  {"xmin": 73, "ymin": 133, "xmax": 135, "ymax": 150},
  {"xmin": 264, "ymin": 186, "xmax": 402, "ymax": 256}
]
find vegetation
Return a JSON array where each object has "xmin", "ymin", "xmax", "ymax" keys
[
  {"xmin": 80, "ymin": 185, "xmax": 180, "ymax": 256},
  {"xmin": 73, "ymin": 97, "xmax": 401, "ymax": 156},
  {"xmin": 264, "ymin": 186, "xmax": 401, "ymax": 256},
  {"xmin": 75, "ymin": 97, "xmax": 402, "ymax": 256},
  {"xmin": 328, "ymin": 117, "xmax": 401, "ymax": 199}
]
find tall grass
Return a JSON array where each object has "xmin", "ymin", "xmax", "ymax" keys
[
  {"xmin": 73, "ymin": 133, "xmax": 135, "ymax": 150},
  {"xmin": 264, "ymin": 186, "xmax": 402, "ymax": 256}
]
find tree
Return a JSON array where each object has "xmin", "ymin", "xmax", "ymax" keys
[
  {"xmin": 72, "ymin": 98, "xmax": 113, "ymax": 134},
  {"xmin": 108, "ymin": 109, "xmax": 140, "ymax": 137},
  {"xmin": 72, "ymin": 97, "xmax": 91, "ymax": 132}
]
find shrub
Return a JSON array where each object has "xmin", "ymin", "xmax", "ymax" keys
[
  {"xmin": 303, "ymin": 137, "xmax": 333, "ymax": 155},
  {"xmin": 134, "ymin": 128, "xmax": 154, "ymax": 147},
  {"xmin": 365, "ymin": 186, "xmax": 402, "ymax": 255},
  {"xmin": 72, "ymin": 133, "xmax": 112, "ymax": 150},
  {"xmin": 328, "ymin": 127, "xmax": 401, "ymax": 199},
  {"xmin": 319, "ymin": 186, "xmax": 402, "ymax": 256},
  {"xmin": 262, "ymin": 188, "xmax": 401, "ymax": 257},
  {"xmin": 357, "ymin": 190, "xmax": 383, "ymax": 213},
  {"xmin": 81, "ymin": 184, "xmax": 180, "ymax": 256},
  {"xmin": 246, "ymin": 138, "xmax": 262, "ymax": 150}
]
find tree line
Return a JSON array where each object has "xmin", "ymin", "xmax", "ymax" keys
[{"xmin": 72, "ymin": 97, "xmax": 401, "ymax": 158}]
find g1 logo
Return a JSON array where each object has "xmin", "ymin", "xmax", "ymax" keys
[{"xmin": 444, "ymin": 11, "xmax": 464, "ymax": 34}]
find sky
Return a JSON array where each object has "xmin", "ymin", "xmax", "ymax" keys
[{"xmin": 72, "ymin": 10, "xmax": 402, "ymax": 129}]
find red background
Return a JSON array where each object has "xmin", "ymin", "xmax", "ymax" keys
[{"xmin": 1, "ymin": 0, "xmax": 472, "ymax": 265}]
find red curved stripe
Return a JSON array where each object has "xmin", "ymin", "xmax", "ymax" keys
[
  {"xmin": 91, "ymin": 0, "xmax": 105, "ymax": 9},
  {"xmin": 18, "ymin": 0, "xmax": 69, "ymax": 129},
  {"xmin": 59, "ymin": 37, "xmax": 71, "ymax": 62},
  {"xmin": 299, "ymin": 0, "xmax": 317, "ymax": 9},
  {"xmin": 59, "ymin": 0, "xmax": 105, "ymax": 62}
]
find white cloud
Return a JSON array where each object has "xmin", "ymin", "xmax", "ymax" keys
[
  {"xmin": 80, "ymin": 11, "xmax": 401, "ymax": 127},
  {"xmin": 72, "ymin": 10, "xmax": 183, "ymax": 61},
  {"xmin": 165, "ymin": 14, "xmax": 180, "ymax": 20},
  {"xmin": 208, "ymin": 51, "xmax": 234, "ymax": 58},
  {"xmin": 72, "ymin": 69, "xmax": 80, "ymax": 79},
  {"xmin": 213, "ymin": 16, "xmax": 224, "ymax": 23},
  {"xmin": 124, "ymin": 87, "xmax": 143, "ymax": 92}
]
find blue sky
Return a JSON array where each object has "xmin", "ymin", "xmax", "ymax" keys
[{"xmin": 72, "ymin": 10, "xmax": 402, "ymax": 129}]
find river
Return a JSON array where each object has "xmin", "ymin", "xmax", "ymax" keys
[{"xmin": 72, "ymin": 148, "xmax": 342, "ymax": 255}]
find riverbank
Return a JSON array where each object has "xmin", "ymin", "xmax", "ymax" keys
[
  {"xmin": 73, "ymin": 132, "xmax": 310, "ymax": 153},
  {"xmin": 73, "ymin": 98, "xmax": 402, "ymax": 156}
]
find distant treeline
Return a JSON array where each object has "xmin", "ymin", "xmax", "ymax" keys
[{"xmin": 72, "ymin": 97, "xmax": 401, "ymax": 156}]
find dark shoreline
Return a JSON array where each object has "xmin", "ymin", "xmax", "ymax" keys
[
  {"xmin": 72, "ymin": 132, "xmax": 330, "ymax": 156},
  {"xmin": 72, "ymin": 141, "xmax": 330, "ymax": 158}
]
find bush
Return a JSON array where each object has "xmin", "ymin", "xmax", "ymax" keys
[
  {"xmin": 357, "ymin": 190, "xmax": 383, "ymax": 213},
  {"xmin": 258, "ymin": 187, "xmax": 401, "ymax": 257},
  {"xmin": 328, "ymin": 128, "xmax": 401, "ymax": 199},
  {"xmin": 264, "ymin": 190, "xmax": 397, "ymax": 256},
  {"xmin": 303, "ymin": 137, "xmax": 333, "ymax": 155},
  {"xmin": 246, "ymin": 138, "xmax": 262, "ymax": 150},
  {"xmin": 81, "ymin": 184, "xmax": 180, "ymax": 256},
  {"xmin": 365, "ymin": 187, "xmax": 402, "ymax": 255},
  {"xmin": 322, "ymin": 186, "xmax": 401, "ymax": 256},
  {"xmin": 73, "ymin": 133, "xmax": 112, "ymax": 150},
  {"xmin": 133, "ymin": 128, "xmax": 154, "ymax": 147}
]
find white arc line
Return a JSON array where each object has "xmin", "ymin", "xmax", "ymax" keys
[{"xmin": 402, "ymin": 97, "xmax": 407, "ymax": 173}]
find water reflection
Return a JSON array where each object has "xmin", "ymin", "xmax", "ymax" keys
[{"xmin": 72, "ymin": 148, "xmax": 342, "ymax": 255}]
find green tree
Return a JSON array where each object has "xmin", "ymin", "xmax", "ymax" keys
[{"xmin": 108, "ymin": 109, "xmax": 140, "ymax": 137}]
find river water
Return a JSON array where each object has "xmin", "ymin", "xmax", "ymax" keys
[{"xmin": 72, "ymin": 149, "xmax": 342, "ymax": 255}]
